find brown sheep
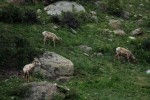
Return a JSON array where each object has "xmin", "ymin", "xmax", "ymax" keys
[
  {"xmin": 23, "ymin": 58, "xmax": 41, "ymax": 82},
  {"xmin": 42, "ymin": 31, "xmax": 62, "ymax": 47},
  {"xmin": 114, "ymin": 47, "xmax": 137, "ymax": 63}
]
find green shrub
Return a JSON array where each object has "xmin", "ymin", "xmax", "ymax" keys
[
  {"xmin": 106, "ymin": 0, "xmax": 123, "ymax": 16},
  {"xmin": 130, "ymin": 38, "xmax": 150, "ymax": 63},
  {"xmin": 23, "ymin": 9, "xmax": 38, "ymax": 24},
  {"xmin": 51, "ymin": 12, "xmax": 91, "ymax": 29},
  {"xmin": 64, "ymin": 89, "xmax": 80, "ymax": 100},
  {"xmin": 0, "ymin": 34, "xmax": 43, "ymax": 70},
  {"xmin": 142, "ymin": 18, "xmax": 150, "ymax": 27},
  {"xmin": 0, "ymin": 4, "xmax": 23, "ymax": 23},
  {"xmin": 0, "ymin": 4, "xmax": 38, "ymax": 24},
  {"xmin": 141, "ymin": 38, "xmax": 150, "ymax": 51}
]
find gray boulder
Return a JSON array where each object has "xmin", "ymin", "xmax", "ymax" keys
[
  {"xmin": 34, "ymin": 52, "xmax": 74, "ymax": 81},
  {"xmin": 22, "ymin": 82, "xmax": 58, "ymax": 100},
  {"xmin": 44, "ymin": 1, "xmax": 86, "ymax": 16},
  {"xmin": 21, "ymin": 82, "xmax": 69, "ymax": 100}
]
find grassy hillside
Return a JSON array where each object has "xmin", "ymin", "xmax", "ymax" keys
[{"xmin": 0, "ymin": 0, "xmax": 150, "ymax": 100}]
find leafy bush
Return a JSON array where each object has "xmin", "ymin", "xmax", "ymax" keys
[
  {"xmin": 64, "ymin": 89, "xmax": 80, "ymax": 100},
  {"xmin": 51, "ymin": 12, "xmax": 91, "ymax": 29},
  {"xmin": 106, "ymin": 0, "xmax": 123, "ymax": 16},
  {"xmin": 0, "ymin": 4, "xmax": 38, "ymax": 24},
  {"xmin": 62, "ymin": 12, "xmax": 80, "ymax": 29},
  {"xmin": 142, "ymin": 18, "xmax": 150, "ymax": 27},
  {"xmin": 0, "ymin": 34, "xmax": 43, "ymax": 70},
  {"xmin": 130, "ymin": 38, "xmax": 150, "ymax": 63},
  {"xmin": 23, "ymin": 9, "xmax": 38, "ymax": 24},
  {"xmin": 141, "ymin": 38, "xmax": 150, "ymax": 51},
  {"xmin": 0, "ymin": 4, "xmax": 23, "ymax": 23}
]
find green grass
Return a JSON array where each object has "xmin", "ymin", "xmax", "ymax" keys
[{"xmin": 0, "ymin": 0, "xmax": 150, "ymax": 100}]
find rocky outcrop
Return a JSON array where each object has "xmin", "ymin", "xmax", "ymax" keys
[
  {"xmin": 44, "ymin": 1, "xmax": 86, "ymax": 16},
  {"xmin": 34, "ymin": 52, "xmax": 74, "ymax": 81},
  {"xmin": 21, "ymin": 82, "xmax": 69, "ymax": 100}
]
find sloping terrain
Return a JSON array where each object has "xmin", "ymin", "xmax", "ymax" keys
[{"xmin": 0, "ymin": 0, "xmax": 150, "ymax": 99}]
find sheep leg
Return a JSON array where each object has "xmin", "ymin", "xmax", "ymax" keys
[
  {"xmin": 114, "ymin": 54, "xmax": 119, "ymax": 61},
  {"xmin": 44, "ymin": 37, "xmax": 46, "ymax": 45},
  {"xmin": 53, "ymin": 38, "xmax": 55, "ymax": 47},
  {"xmin": 24, "ymin": 73, "xmax": 26, "ymax": 81},
  {"xmin": 127, "ymin": 55, "xmax": 130, "ymax": 63},
  {"xmin": 53, "ymin": 40, "xmax": 55, "ymax": 47},
  {"xmin": 27, "ymin": 72, "xmax": 30, "ymax": 82}
]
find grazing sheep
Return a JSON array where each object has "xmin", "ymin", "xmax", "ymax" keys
[
  {"xmin": 42, "ymin": 31, "xmax": 62, "ymax": 47},
  {"xmin": 23, "ymin": 58, "xmax": 41, "ymax": 82},
  {"xmin": 114, "ymin": 47, "xmax": 136, "ymax": 63}
]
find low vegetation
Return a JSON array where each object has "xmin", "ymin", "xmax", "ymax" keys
[{"xmin": 0, "ymin": 0, "xmax": 150, "ymax": 100}]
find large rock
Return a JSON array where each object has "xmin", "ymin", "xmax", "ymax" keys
[
  {"xmin": 34, "ymin": 52, "xmax": 74, "ymax": 80},
  {"xmin": 21, "ymin": 82, "xmax": 69, "ymax": 100},
  {"xmin": 44, "ymin": 1, "xmax": 86, "ymax": 16},
  {"xmin": 109, "ymin": 19, "xmax": 122, "ymax": 29}
]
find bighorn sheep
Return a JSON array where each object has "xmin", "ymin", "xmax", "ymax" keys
[
  {"xmin": 23, "ymin": 58, "xmax": 41, "ymax": 82},
  {"xmin": 114, "ymin": 47, "xmax": 136, "ymax": 63},
  {"xmin": 42, "ymin": 31, "xmax": 62, "ymax": 47}
]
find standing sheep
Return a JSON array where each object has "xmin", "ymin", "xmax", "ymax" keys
[
  {"xmin": 42, "ymin": 31, "xmax": 62, "ymax": 47},
  {"xmin": 114, "ymin": 47, "xmax": 136, "ymax": 63},
  {"xmin": 23, "ymin": 58, "xmax": 41, "ymax": 82}
]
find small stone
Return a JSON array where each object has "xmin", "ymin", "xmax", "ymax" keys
[
  {"xmin": 79, "ymin": 45, "xmax": 92, "ymax": 52},
  {"xmin": 91, "ymin": 15, "xmax": 98, "ymax": 23},
  {"xmin": 96, "ymin": 53, "xmax": 103, "ymax": 57},
  {"xmin": 129, "ymin": 36, "xmax": 136, "ymax": 40},
  {"xmin": 121, "ymin": 10, "xmax": 131, "ymax": 19},
  {"xmin": 37, "ymin": 9, "xmax": 42, "ymax": 14},
  {"xmin": 71, "ymin": 28, "xmax": 77, "ymax": 34},
  {"xmin": 90, "ymin": 11, "xmax": 97, "ymax": 16},
  {"xmin": 109, "ymin": 19, "xmax": 122, "ymax": 29},
  {"xmin": 146, "ymin": 69, "xmax": 150, "ymax": 74},
  {"xmin": 108, "ymin": 39, "xmax": 113, "ymax": 41},
  {"xmin": 53, "ymin": 25, "xmax": 58, "ymax": 29},
  {"xmin": 113, "ymin": 30, "xmax": 126, "ymax": 36},
  {"xmin": 37, "ymin": 16, "xmax": 41, "ymax": 19},
  {"xmin": 84, "ymin": 53, "xmax": 89, "ymax": 56},
  {"xmin": 129, "ymin": 4, "xmax": 133, "ymax": 7},
  {"xmin": 139, "ymin": 3, "xmax": 144, "ymax": 6},
  {"xmin": 131, "ymin": 28, "xmax": 143, "ymax": 36}
]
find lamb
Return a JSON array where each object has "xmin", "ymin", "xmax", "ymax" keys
[
  {"xmin": 114, "ymin": 47, "xmax": 136, "ymax": 63},
  {"xmin": 23, "ymin": 58, "xmax": 41, "ymax": 82},
  {"xmin": 42, "ymin": 31, "xmax": 62, "ymax": 47}
]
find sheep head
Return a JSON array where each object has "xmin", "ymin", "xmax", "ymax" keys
[{"xmin": 33, "ymin": 58, "xmax": 41, "ymax": 66}]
